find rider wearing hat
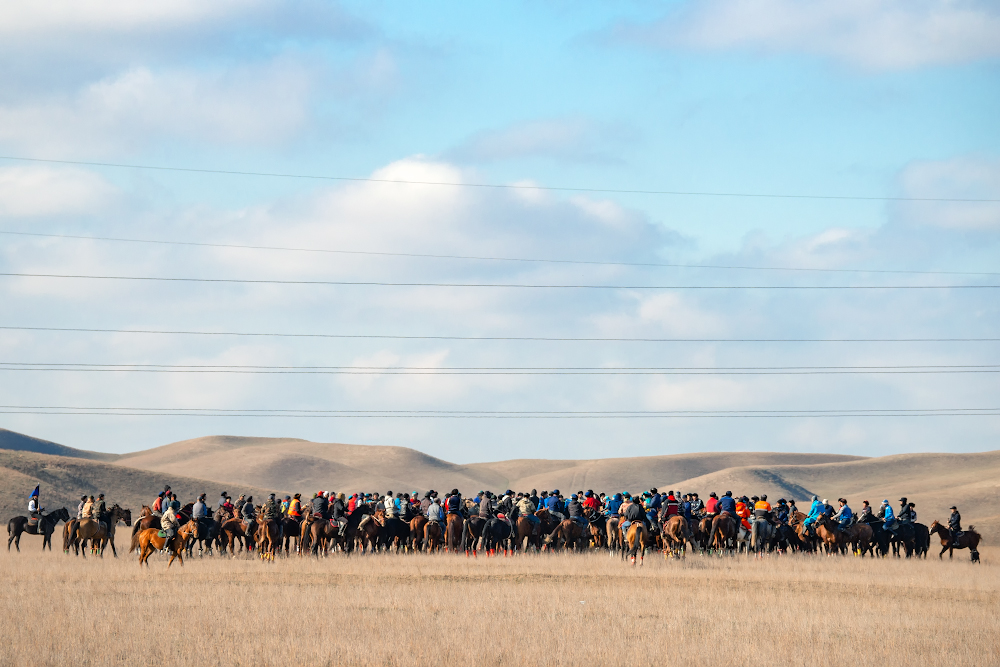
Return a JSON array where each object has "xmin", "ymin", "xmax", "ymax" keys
[
  {"xmin": 897, "ymin": 498, "xmax": 913, "ymax": 524},
  {"xmin": 948, "ymin": 506, "xmax": 962, "ymax": 545}
]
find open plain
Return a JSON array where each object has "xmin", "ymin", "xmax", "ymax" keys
[{"xmin": 1, "ymin": 544, "xmax": 996, "ymax": 667}]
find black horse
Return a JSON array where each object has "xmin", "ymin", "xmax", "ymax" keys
[
  {"xmin": 480, "ymin": 517, "xmax": 514, "ymax": 555},
  {"xmin": 8, "ymin": 507, "xmax": 70, "ymax": 551},
  {"xmin": 912, "ymin": 522, "xmax": 930, "ymax": 558},
  {"xmin": 461, "ymin": 514, "xmax": 485, "ymax": 555}
]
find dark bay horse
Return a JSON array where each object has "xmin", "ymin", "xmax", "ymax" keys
[
  {"xmin": 480, "ymin": 517, "xmax": 514, "ymax": 556},
  {"xmin": 8, "ymin": 507, "xmax": 69, "ymax": 551},
  {"xmin": 929, "ymin": 521, "xmax": 981, "ymax": 561}
]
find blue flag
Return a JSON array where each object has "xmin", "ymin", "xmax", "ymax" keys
[{"xmin": 29, "ymin": 485, "xmax": 39, "ymax": 498}]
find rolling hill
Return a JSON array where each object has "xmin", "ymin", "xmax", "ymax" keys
[{"xmin": 2, "ymin": 428, "xmax": 997, "ymax": 543}]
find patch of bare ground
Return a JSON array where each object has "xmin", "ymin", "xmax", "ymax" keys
[{"xmin": 0, "ymin": 545, "xmax": 996, "ymax": 666}]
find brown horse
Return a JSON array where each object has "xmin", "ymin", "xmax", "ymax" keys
[
  {"xmin": 137, "ymin": 520, "xmax": 199, "ymax": 567},
  {"xmin": 409, "ymin": 515, "xmax": 428, "ymax": 551},
  {"xmin": 624, "ymin": 520, "xmax": 651, "ymax": 565},
  {"xmin": 661, "ymin": 515, "xmax": 692, "ymax": 558},
  {"xmin": 606, "ymin": 516, "xmax": 622, "ymax": 554},
  {"xmin": 423, "ymin": 520, "xmax": 443, "ymax": 551},
  {"xmin": 848, "ymin": 522, "xmax": 874, "ymax": 556},
  {"xmin": 813, "ymin": 516, "xmax": 849, "ymax": 555},
  {"xmin": 256, "ymin": 516, "xmax": 281, "ymax": 561},
  {"xmin": 710, "ymin": 512, "xmax": 738, "ymax": 554},
  {"xmin": 543, "ymin": 520, "xmax": 586, "ymax": 551},
  {"xmin": 445, "ymin": 513, "xmax": 464, "ymax": 553},
  {"xmin": 929, "ymin": 521, "xmax": 981, "ymax": 561},
  {"xmin": 513, "ymin": 516, "xmax": 536, "ymax": 552},
  {"xmin": 82, "ymin": 505, "xmax": 132, "ymax": 558}
]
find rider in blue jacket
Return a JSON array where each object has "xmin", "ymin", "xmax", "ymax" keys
[
  {"xmin": 802, "ymin": 495, "xmax": 824, "ymax": 533},
  {"xmin": 605, "ymin": 493, "xmax": 623, "ymax": 517}
]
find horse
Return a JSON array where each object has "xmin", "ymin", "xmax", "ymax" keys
[
  {"xmin": 137, "ymin": 519, "xmax": 199, "ymax": 567},
  {"xmin": 606, "ymin": 516, "xmax": 622, "ymax": 554},
  {"xmin": 812, "ymin": 516, "xmax": 850, "ymax": 555},
  {"xmin": 409, "ymin": 515, "xmax": 428, "ymax": 551},
  {"xmin": 694, "ymin": 516, "xmax": 714, "ymax": 552},
  {"xmin": 8, "ymin": 507, "xmax": 70, "ymax": 552},
  {"xmin": 255, "ymin": 516, "xmax": 281, "ymax": 562},
  {"xmin": 710, "ymin": 512, "xmax": 738, "ymax": 555},
  {"xmin": 461, "ymin": 515, "xmax": 485, "ymax": 556},
  {"xmin": 847, "ymin": 521, "xmax": 873, "ymax": 557},
  {"xmin": 423, "ymin": 520, "xmax": 444, "ymax": 551},
  {"xmin": 543, "ymin": 519, "xmax": 586, "ymax": 551},
  {"xmin": 912, "ymin": 522, "xmax": 930, "ymax": 558},
  {"xmin": 306, "ymin": 516, "xmax": 340, "ymax": 557},
  {"xmin": 584, "ymin": 511, "xmax": 607, "ymax": 549},
  {"xmin": 279, "ymin": 515, "xmax": 302, "ymax": 555},
  {"xmin": 661, "ymin": 516, "xmax": 692, "ymax": 558},
  {"xmin": 78, "ymin": 505, "xmax": 131, "ymax": 558},
  {"xmin": 481, "ymin": 517, "xmax": 515, "ymax": 556},
  {"xmin": 340, "ymin": 504, "xmax": 376, "ymax": 554},
  {"xmin": 929, "ymin": 521, "xmax": 981, "ymax": 561},
  {"xmin": 444, "ymin": 513, "xmax": 464, "ymax": 553},
  {"xmin": 624, "ymin": 520, "xmax": 651, "ymax": 565},
  {"xmin": 750, "ymin": 517, "xmax": 774, "ymax": 557}
]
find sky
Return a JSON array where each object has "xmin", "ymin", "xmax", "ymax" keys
[{"xmin": 0, "ymin": 0, "xmax": 998, "ymax": 461}]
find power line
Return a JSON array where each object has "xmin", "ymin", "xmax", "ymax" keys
[
  {"xmin": 1, "ymin": 272, "xmax": 995, "ymax": 290},
  {"xmin": 3, "ymin": 326, "xmax": 997, "ymax": 343},
  {"xmin": 1, "ymin": 155, "xmax": 996, "ymax": 203},
  {"xmin": 3, "ymin": 230, "xmax": 995, "ymax": 278},
  {"xmin": 0, "ymin": 405, "xmax": 996, "ymax": 418},
  {"xmin": 2, "ymin": 362, "xmax": 997, "ymax": 376}
]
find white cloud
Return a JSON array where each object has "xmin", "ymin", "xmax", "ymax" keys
[
  {"xmin": 450, "ymin": 118, "xmax": 630, "ymax": 163},
  {"xmin": 0, "ymin": 61, "xmax": 314, "ymax": 154},
  {"xmin": 0, "ymin": 167, "xmax": 117, "ymax": 217},
  {"xmin": 631, "ymin": 0, "xmax": 1000, "ymax": 70},
  {"xmin": 896, "ymin": 157, "xmax": 1000, "ymax": 231}
]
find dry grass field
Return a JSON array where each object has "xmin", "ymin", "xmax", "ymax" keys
[{"xmin": 1, "ymin": 543, "xmax": 996, "ymax": 667}]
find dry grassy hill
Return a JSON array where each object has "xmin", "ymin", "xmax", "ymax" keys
[
  {"xmin": 0, "ymin": 449, "xmax": 275, "ymax": 524},
  {"xmin": 2, "ymin": 428, "xmax": 997, "ymax": 543}
]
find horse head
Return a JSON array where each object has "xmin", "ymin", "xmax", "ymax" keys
[
  {"xmin": 121, "ymin": 508, "xmax": 133, "ymax": 526},
  {"xmin": 53, "ymin": 507, "xmax": 70, "ymax": 523}
]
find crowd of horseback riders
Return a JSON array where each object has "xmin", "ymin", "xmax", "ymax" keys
[{"xmin": 8, "ymin": 484, "xmax": 981, "ymax": 564}]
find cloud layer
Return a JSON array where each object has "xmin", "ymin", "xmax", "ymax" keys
[{"xmin": 626, "ymin": 0, "xmax": 1000, "ymax": 70}]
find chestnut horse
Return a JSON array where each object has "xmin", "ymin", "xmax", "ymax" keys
[
  {"xmin": 423, "ymin": 520, "xmax": 443, "ymax": 551},
  {"xmin": 662, "ymin": 515, "xmax": 692, "ymax": 558},
  {"xmin": 409, "ymin": 515, "xmax": 428, "ymax": 551},
  {"xmin": 624, "ymin": 520, "xmax": 651, "ymax": 565},
  {"xmin": 256, "ymin": 516, "xmax": 281, "ymax": 562},
  {"xmin": 137, "ymin": 519, "xmax": 199, "ymax": 567},
  {"xmin": 543, "ymin": 520, "xmax": 586, "ymax": 551},
  {"xmin": 445, "ymin": 513, "xmax": 464, "ymax": 553},
  {"xmin": 929, "ymin": 521, "xmax": 981, "ymax": 561}
]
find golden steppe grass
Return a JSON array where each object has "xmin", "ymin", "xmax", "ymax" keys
[{"xmin": 1, "ymin": 541, "xmax": 996, "ymax": 667}]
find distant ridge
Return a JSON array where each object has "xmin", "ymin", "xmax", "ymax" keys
[
  {"xmin": 1, "ymin": 429, "xmax": 996, "ymax": 542},
  {"xmin": 0, "ymin": 428, "xmax": 120, "ymax": 462}
]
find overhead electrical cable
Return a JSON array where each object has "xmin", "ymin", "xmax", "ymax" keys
[
  {"xmin": 2, "ymin": 230, "xmax": 995, "ymax": 278},
  {"xmin": 2, "ymin": 362, "xmax": 997, "ymax": 376},
  {"xmin": 0, "ymin": 155, "xmax": 995, "ymax": 203},
  {"xmin": 0, "ymin": 272, "xmax": 994, "ymax": 290},
  {"xmin": 0, "ymin": 405, "xmax": 996, "ymax": 418},
  {"xmin": 2, "ymin": 326, "xmax": 996, "ymax": 343}
]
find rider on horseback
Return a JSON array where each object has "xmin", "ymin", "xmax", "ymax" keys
[
  {"xmin": 897, "ymin": 498, "xmax": 913, "ymax": 525},
  {"xmin": 857, "ymin": 500, "xmax": 873, "ymax": 522},
  {"xmin": 949, "ymin": 506, "xmax": 962, "ymax": 546},
  {"xmin": 192, "ymin": 494, "xmax": 207, "ymax": 521},
  {"xmin": 802, "ymin": 496, "xmax": 823, "ymax": 535},
  {"xmin": 262, "ymin": 494, "xmax": 280, "ymax": 521},
  {"xmin": 160, "ymin": 500, "xmax": 179, "ymax": 549},
  {"xmin": 878, "ymin": 500, "xmax": 897, "ymax": 535},
  {"xmin": 834, "ymin": 498, "xmax": 853, "ymax": 531},
  {"xmin": 516, "ymin": 493, "xmax": 540, "ymax": 535},
  {"xmin": 241, "ymin": 496, "xmax": 255, "ymax": 524},
  {"xmin": 566, "ymin": 494, "xmax": 588, "ymax": 532}
]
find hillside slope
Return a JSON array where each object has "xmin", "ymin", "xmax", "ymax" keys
[
  {"xmin": 0, "ymin": 449, "xmax": 275, "ymax": 526},
  {"xmin": 0, "ymin": 428, "xmax": 119, "ymax": 462}
]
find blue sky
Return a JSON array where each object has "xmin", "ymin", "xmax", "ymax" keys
[{"xmin": 0, "ymin": 0, "xmax": 997, "ymax": 460}]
